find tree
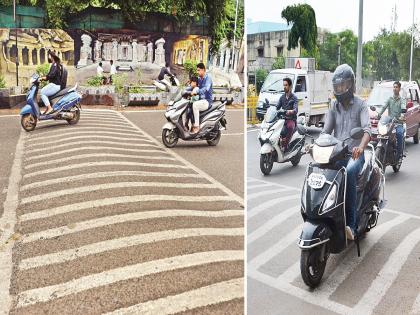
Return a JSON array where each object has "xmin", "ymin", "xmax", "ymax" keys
[
  {"xmin": 319, "ymin": 30, "xmax": 357, "ymax": 72},
  {"xmin": 272, "ymin": 56, "xmax": 285, "ymax": 70},
  {"xmin": 256, "ymin": 69, "xmax": 268, "ymax": 93},
  {"xmin": 281, "ymin": 4, "xmax": 317, "ymax": 57}
]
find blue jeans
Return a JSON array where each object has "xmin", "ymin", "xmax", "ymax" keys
[
  {"xmin": 40, "ymin": 83, "xmax": 61, "ymax": 107},
  {"xmin": 335, "ymin": 153, "xmax": 365, "ymax": 232},
  {"xmin": 395, "ymin": 124, "xmax": 404, "ymax": 159}
]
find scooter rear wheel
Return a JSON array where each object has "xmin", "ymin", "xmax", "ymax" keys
[
  {"xmin": 300, "ymin": 247, "xmax": 328, "ymax": 288},
  {"xmin": 260, "ymin": 153, "xmax": 274, "ymax": 175},
  {"xmin": 162, "ymin": 128, "xmax": 179, "ymax": 148},
  {"xmin": 67, "ymin": 108, "xmax": 80, "ymax": 125},
  {"xmin": 21, "ymin": 114, "xmax": 37, "ymax": 132},
  {"xmin": 207, "ymin": 129, "xmax": 221, "ymax": 146}
]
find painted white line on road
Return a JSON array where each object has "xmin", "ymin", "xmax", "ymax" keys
[
  {"xmin": 247, "ymin": 183, "xmax": 272, "ymax": 190},
  {"xmin": 247, "ymin": 187, "xmax": 292, "ymax": 201},
  {"xmin": 79, "ymin": 116, "xmax": 127, "ymax": 123},
  {"xmin": 16, "ymin": 250, "xmax": 244, "ymax": 308},
  {"xmin": 122, "ymin": 108, "xmax": 244, "ymax": 113},
  {"xmin": 353, "ymin": 227, "xmax": 420, "ymax": 315},
  {"xmin": 20, "ymin": 181, "xmax": 218, "ymax": 204},
  {"xmin": 25, "ymin": 146, "xmax": 165, "ymax": 162},
  {"xmin": 279, "ymin": 261, "xmax": 300, "ymax": 283},
  {"xmin": 247, "ymin": 205, "xmax": 300, "ymax": 244},
  {"xmin": 26, "ymin": 140, "xmax": 160, "ymax": 154},
  {"xmin": 19, "ymin": 195, "xmax": 235, "ymax": 222},
  {"xmin": 248, "ymin": 177, "xmax": 301, "ymax": 191},
  {"xmin": 26, "ymin": 133, "xmax": 151, "ymax": 148},
  {"xmin": 247, "ymin": 194, "xmax": 301, "ymax": 219},
  {"xmin": 248, "ymin": 225, "xmax": 302, "ymax": 268},
  {"xmin": 0, "ymin": 114, "xmax": 20, "ymax": 118},
  {"xmin": 247, "ymin": 268, "xmax": 352, "ymax": 315},
  {"xmin": 29, "ymin": 126, "xmax": 142, "ymax": 139},
  {"xmin": 20, "ymin": 227, "xmax": 244, "ymax": 270},
  {"xmin": 20, "ymin": 171, "xmax": 199, "ymax": 191},
  {"xmin": 23, "ymin": 161, "xmax": 189, "ymax": 179},
  {"xmin": 105, "ymin": 277, "xmax": 244, "ymax": 315},
  {"xmin": 119, "ymin": 111, "xmax": 244, "ymax": 206},
  {"xmin": 247, "ymin": 128, "xmax": 259, "ymax": 132},
  {"xmin": 25, "ymin": 153, "xmax": 177, "ymax": 170},
  {"xmin": 411, "ymin": 293, "xmax": 420, "ymax": 314},
  {"xmin": 383, "ymin": 208, "xmax": 420, "ymax": 221},
  {"xmin": 0, "ymin": 132, "xmax": 24, "ymax": 314}
]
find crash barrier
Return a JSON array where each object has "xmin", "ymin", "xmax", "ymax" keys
[{"xmin": 247, "ymin": 96, "xmax": 259, "ymax": 125}]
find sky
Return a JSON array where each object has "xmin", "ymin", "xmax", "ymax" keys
[{"xmin": 245, "ymin": 0, "xmax": 420, "ymax": 42}]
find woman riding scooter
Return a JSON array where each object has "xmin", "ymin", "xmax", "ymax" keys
[{"xmin": 40, "ymin": 50, "xmax": 63, "ymax": 115}]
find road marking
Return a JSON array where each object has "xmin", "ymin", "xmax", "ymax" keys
[
  {"xmin": 23, "ymin": 161, "xmax": 189, "ymax": 179},
  {"xmin": 0, "ymin": 132, "xmax": 24, "ymax": 314},
  {"xmin": 119, "ymin": 112, "xmax": 244, "ymax": 206},
  {"xmin": 248, "ymin": 177, "xmax": 301, "ymax": 191},
  {"xmin": 16, "ymin": 250, "xmax": 244, "ymax": 308},
  {"xmin": 353, "ymin": 226, "xmax": 420, "ymax": 315},
  {"xmin": 26, "ymin": 141, "xmax": 159, "ymax": 155},
  {"xmin": 247, "ymin": 205, "xmax": 300, "ymax": 244},
  {"xmin": 249, "ymin": 225, "xmax": 302, "ymax": 268},
  {"xmin": 25, "ymin": 153, "xmax": 177, "ymax": 170},
  {"xmin": 247, "ymin": 194, "xmax": 301, "ymax": 219},
  {"xmin": 104, "ymin": 277, "xmax": 244, "ymax": 315},
  {"xmin": 25, "ymin": 147, "xmax": 165, "ymax": 162},
  {"xmin": 26, "ymin": 133, "xmax": 152, "ymax": 148},
  {"xmin": 20, "ymin": 181, "xmax": 218, "ymax": 204},
  {"xmin": 30, "ymin": 126, "xmax": 144, "ymax": 139},
  {"xmin": 19, "ymin": 227, "xmax": 244, "ymax": 270},
  {"xmin": 20, "ymin": 195, "xmax": 235, "ymax": 222},
  {"xmin": 247, "ymin": 183, "xmax": 272, "ymax": 190},
  {"xmin": 247, "ymin": 187, "xmax": 292, "ymax": 201},
  {"xmin": 0, "ymin": 114, "xmax": 20, "ymax": 118},
  {"xmin": 20, "ymin": 171, "xmax": 199, "ymax": 191}
]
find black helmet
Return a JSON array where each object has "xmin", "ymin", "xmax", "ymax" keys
[{"xmin": 332, "ymin": 64, "xmax": 355, "ymax": 104}]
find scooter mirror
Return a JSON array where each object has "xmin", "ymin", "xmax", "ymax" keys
[
  {"xmin": 350, "ymin": 127, "xmax": 364, "ymax": 139},
  {"xmin": 370, "ymin": 105, "xmax": 377, "ymax": 111}
]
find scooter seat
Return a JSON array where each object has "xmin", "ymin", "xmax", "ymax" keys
[{"xmin": 49, "ymin": 87, "xmax": 72, "ymax": 101}]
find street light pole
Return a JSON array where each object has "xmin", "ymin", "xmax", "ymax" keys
[
  {"xmin": 338, "ymin": 42, "xmax": 341, "ymax": 66},
  {"xmin": 232, "ymin": 0, "xmax": 239, "ymax": 72},
  {"xmin": 409, "ymin": 0, "xmax": 415, "ymax": 81},
  {"xmin": 14, "ymin": 0, "xmax": 19, "ymax": 86},
  {"xmin": 356, "ymin": 0, "xmax": 363, "ymax": 94}
]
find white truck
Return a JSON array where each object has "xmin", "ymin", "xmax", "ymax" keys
[{"xmin": 256, "ymin": 58, "xmax": 333, "ymax": 127}]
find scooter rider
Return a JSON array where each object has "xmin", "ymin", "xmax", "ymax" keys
[
  {"xmin": 158, "ymin": 62, "xmax": 175, "ymax": 85},
  {"xmin": 276, "ymin": 77, "xmax": 298, "ymax": 151},
  {"xmin": 376, "ymin": 81, "xmax": 406, "ymax": 160},
  {"xmin": 322, "ymin": 64, "xmax": 371, "ymax": 241},
  {"xmin": 40, "ymin": 50, "xmax": 62, "ymax": 115},
  {"xmin": 191, "ymin": 62, "xmax": 213, "ymax": 134}
]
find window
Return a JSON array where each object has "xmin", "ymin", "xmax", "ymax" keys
[
  {"xmin": 295, "ymin": 76, "xmax": 307, "ymax": 92},
  {"xmin": 257, "ymin": 48, "xmax": 264, "ymax": 57},
  {"xmin": 409, "ymin": 89, "xmax": 419, "ymax": 103},
  {"xmin": 277, "ymin": 47, "xmax": 283, "ymax": 57}
]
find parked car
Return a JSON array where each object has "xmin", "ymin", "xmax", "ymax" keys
[{"xmin": 367, "ymin": 80, "xmax": 420, "ymax": 144}]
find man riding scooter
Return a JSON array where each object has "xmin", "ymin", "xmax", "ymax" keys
[
  {"xmin": 191, "ymin": 62, "xmax": 213, "ymax": 134},
  {"xmin": 376, "ymin": 81, "xmax": 406, "ymax": 160},
  {"xmin": 322, "ymin": 64, "xmax": 371, "ymax": 241},
  {"xmin": 276, "ymin": 77, "xmax": 298, "ymax": 151}
]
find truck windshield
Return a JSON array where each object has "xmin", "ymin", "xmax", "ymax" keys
[
  {"xmin": 260, "ymin": 73, "xmax": 295, "ymax": 93},
  {"xmin": 367, "ymin": 86, "xmax": 405, "ymax": 107}
]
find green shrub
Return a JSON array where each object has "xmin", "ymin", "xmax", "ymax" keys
[
  {"xmin": 183, "ymin": 60, "xmax": 198, "ymax": 78},
  {"xmin": 86, "ymin": 76, "xmax": 103, "ymax": 87},
  {"xmin": 0, "ymin": 73, "xmax": 5, "ymax": 88},
  {"xmin": 36, "ymin": 63, "xmax": 50, "ymax": 77},
  {"xmin": 112, "ymin": 73, "xmax": 128, "ymax": 94}
]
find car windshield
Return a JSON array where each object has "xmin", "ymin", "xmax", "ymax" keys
[
  {"xmin": 367, "ymin": 85, "xmax": 406, "ymax": 107},
  {"xmin": 260, "ymin": 73, "xmax": 295, "ymax": 93},
  {"xmin": 264, "ymin": 106, "xmax": 278, "ymax": 123}
]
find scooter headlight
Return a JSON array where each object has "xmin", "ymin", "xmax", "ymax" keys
[
  {"xmin": 378, "ymin": 123, "xmax": 388, "ymax": 135},
  {"xmin": 320, "ymin": 183, "xmax": 337, "ymax": 214},
  {"xmin": 312, "ymin": 145, "xmax": 334, "ymax": 164}
]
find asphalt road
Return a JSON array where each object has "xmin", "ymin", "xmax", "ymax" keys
[
  {"xmin": 247, "ymin": 125, "xmax": 420, "ymax": 315},
  {"xmin": 0, "ymin": 109, "xmax": 244, "ymax": 314}
]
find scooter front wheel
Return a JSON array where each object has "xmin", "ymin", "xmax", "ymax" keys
[
  {"xmin": 162, "ymin": 128, "xmax": 179, "ymax": 148},
  {"xmin": 300, "ymin": 247, "xmax": 328, "ymax": 288},
  {"xmin": 67, "ymin": 107, "xmax": 80, "ymax": 125},
  {"xmin": 260, "ymin": 153, "xmax": 274, "ymax": 175},
  {"xmin": 21, "ymin": 114, "xmax": 37, "ymax": 132}
]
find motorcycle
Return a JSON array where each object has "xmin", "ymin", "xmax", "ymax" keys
[
  {"xmin": 258, "ymin": 100, "xmax": 307, "ymax": 175},
  {"xmin": 162, "ymin": 90, "xmax": 227, "ymax": 147},
  {"xmin": 298, "ymin": 128, "xmax": 386, "ymax": 288},
  {"xmin": 370, "ymin": 106, "xmax": 406, "ymax": 173},
  {"xmin": 153, "ymin": 75, "xmax": 180, "ymax": 92},
  {"xmin": 20, "ymin": 74, "xmax": 81, "ymax": 132}
]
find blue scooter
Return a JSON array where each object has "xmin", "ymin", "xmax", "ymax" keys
[{"xmin": 20, "ymin": 73, "xmax": 82, "ymax": 132}]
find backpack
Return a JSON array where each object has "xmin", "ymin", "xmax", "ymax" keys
[{"xmin": 60, "ymin": 65, "xmax": 68, "ymax": 89}]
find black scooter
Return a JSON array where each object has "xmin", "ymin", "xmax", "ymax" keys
[
  {"xmin": 370, "ymin": 106, "xmax": 406, "ymax": 173},
  {"xmin": 298, "ymin": 128, "xmax": 386, "ymax": 288}
]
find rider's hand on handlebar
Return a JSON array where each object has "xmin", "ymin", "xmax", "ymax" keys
[{"xmin": 352, "ymin": 146, "xmax": 363, "ymax": 160}]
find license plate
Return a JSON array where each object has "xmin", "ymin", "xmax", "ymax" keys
[
  {"xmin": 307, "ymin": 173, "xmax": 326, "ymax": 189},
  {"xmin": 377, "ymin": 135, "xmax": 389, "ymax": 139}
]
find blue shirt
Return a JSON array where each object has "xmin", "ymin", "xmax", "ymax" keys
[{"xmin": 198, "ymin": 74, "xmax": 213, "ymax": 107}]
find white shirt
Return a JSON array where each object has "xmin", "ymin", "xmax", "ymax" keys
[
  {"xmin": 97, "ymin": 65, "xmax": 104, "ymax": 76},
  {"xmin": 110, "ymin": 64, "xmax": 117, "ymax": 75}
]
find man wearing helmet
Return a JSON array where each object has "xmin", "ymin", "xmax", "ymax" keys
[{"xmin": 322, "ymin": 64, "xmax": 371, "ymax": 241}]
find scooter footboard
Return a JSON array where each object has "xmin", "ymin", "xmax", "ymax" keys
[{"xmin": 298, "ymin": 221, "xmax": 332, "ymax": 249}]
